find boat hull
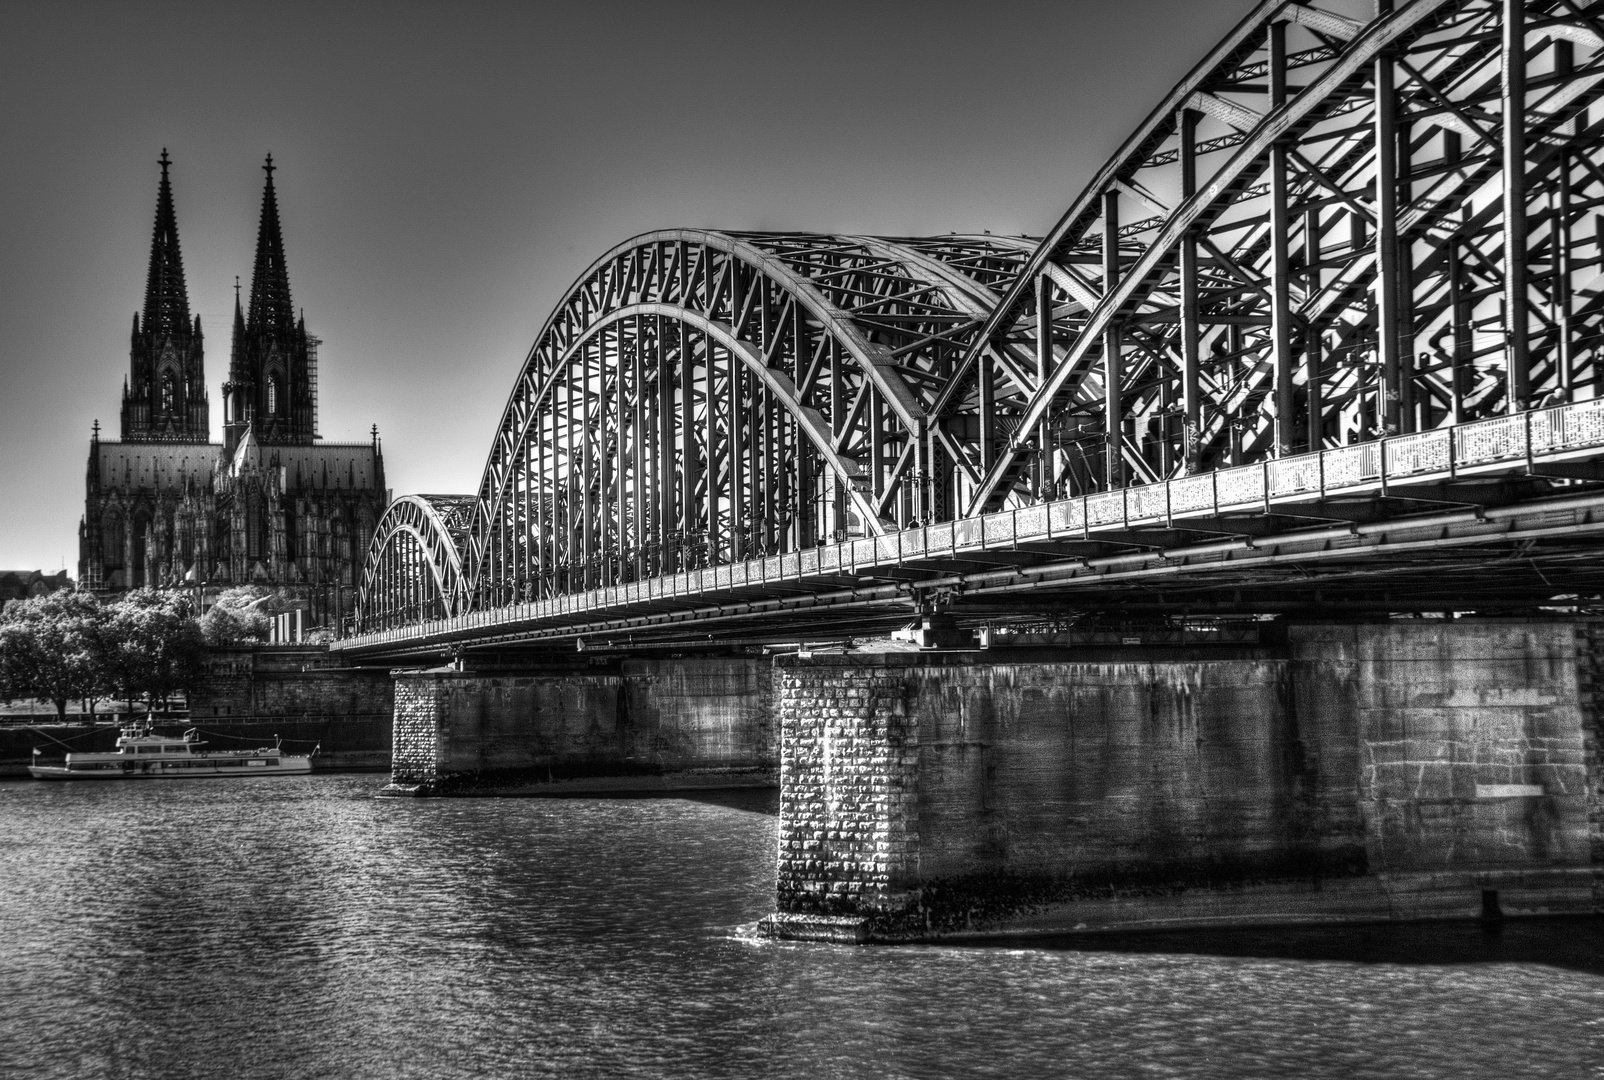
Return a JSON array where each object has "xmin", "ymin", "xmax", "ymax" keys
[{"xmin": 28, "ymin": 758, "xmax": 314, "ymax": 780}]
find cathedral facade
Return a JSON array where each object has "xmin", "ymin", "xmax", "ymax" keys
[{"xmin": 78, "ymin": 152, "xmax": 388, "ymax": 626}]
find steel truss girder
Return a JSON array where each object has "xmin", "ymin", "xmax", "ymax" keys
[
  {"xmin": 464, "ymin": 229, "xmax": 1033, "ymax": 613},
  {"xmin": 957, "ymin": 0, "xmax": 1604, "ymax": 516},
  {"xmin": 353, "ymin": 0, "xmax": 1604, "ymax": 641},
  {"xmin": 357, "ymin": 494, "xmax": 475, "ymax": 632}
]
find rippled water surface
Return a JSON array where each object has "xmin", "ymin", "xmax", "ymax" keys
[{"xmin": 2, "ymin": 775, "xmax": 1602, "ymax": 1079}]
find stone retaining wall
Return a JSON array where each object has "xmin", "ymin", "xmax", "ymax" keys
[{"xmin": 191, "ymin": 646, "xmax": 394, "ymax": 720}]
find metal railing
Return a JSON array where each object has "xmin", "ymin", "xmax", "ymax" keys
[{"xmin": 342, "ymin": 399, "xmax": 1604, "ymax": 648}]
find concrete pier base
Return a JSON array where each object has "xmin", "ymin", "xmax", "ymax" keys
[
  {"xmin": 384, "ymin": 656, "xmax": 776, "ymax": 797},
  {"xmin": 762, "ymin": 621, "xmax": 1604, "ymax": 942}
]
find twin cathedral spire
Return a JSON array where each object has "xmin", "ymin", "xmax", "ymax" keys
[{"xmin": 121, "ymin": 150, "xmax": 317, "ymax": 452}]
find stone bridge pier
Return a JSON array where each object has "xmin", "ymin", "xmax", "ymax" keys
[
  {"xmin": 385, "ymin": 655, "xmax": 776, "ymax": 796},
  {"xmin": 384, "ymin": 620, "xmax": 1604, "ymax": 941},
  {"xmin": 759, "ymin": 621, "xmax": 1604, "ymax": 942}
]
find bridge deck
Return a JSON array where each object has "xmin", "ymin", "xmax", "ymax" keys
[{"xmin": 336, "ymin": 399, "xmax": 1604, "ymax": 658}]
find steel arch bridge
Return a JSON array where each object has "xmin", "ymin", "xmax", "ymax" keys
[
  {"xmin": 351, "ymin": 0, "xmax": 1604, "ymax": 651},
  {"xmin": 359, "ymin": 229, "xmax": 1036, "ymax": 631}
]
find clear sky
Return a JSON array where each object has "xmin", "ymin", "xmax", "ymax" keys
[{"xmin": 0, "ymin": 0, "xmax": 1261, "ymax": 573}]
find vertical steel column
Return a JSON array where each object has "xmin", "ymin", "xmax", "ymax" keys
[
  {"xmin": 775, "ymin": 391, "xmax": 791, "ymax": 553},
  {"xmin": 1557, "ymin": 148, "xmax": 1574, "ymax": 397},
  {"xmin": 1304, "ymin": 207, "xmax": 1323, "ymax": 448},
  {"xmin": 1593, "ymin": 212, "xmax": 1602, "ymax": 399},
  {"xmin": 920, "ymin": 421, "xmax": 935, "ymax": 525},
  {"xmin": 871, "ymin": 395, "xmax": 890, "ymax": 528},
  {"xmin": 1102, "ymin": 189, "xmax": 1123, "ymax": 489},
  {"xmin": 388, "ymin": 540, "xmax": 397, "ymax": 628},
  {"xmin": 791, "ymin": 303, "xmax": 812, "ymax": 550},
  {"xmin": 580, "ymin": 343, "xmax": 595, "ymax": 590},
  {"xmin": 1503, "ymin": 0, "xmax": 1529, "ymax": 411},
  {"xmin": 1396, "ymin": 111, "xmax": 1419, "ymax": 431},
  {"xmin": 523, "ymin": 425, "xmax": 533, "ymax": 598},
  {"xmin": 729, "ymin": 341, "xmax": 744, "ymax": 562},
  {"xmin": 632, "ymin": 317, "xmax": 647, "ymax": 578},
  {"xmin": 1035, "ymin": 273, "xmax": 1054, "ymax": 498},
  {"xmin": 499, "ymin": 463, "xmax": 510, "ymax": 604},
  {"xmin": 1269, "ymin": 20, "xmax": 1296, "ymax": 456},
  {"xmin": 703, "ymin": 333, "xmax": 719, "ymax": 563},
  {"xmin": 1449, "ymin": 238, "xmax": 1469, "ymax": 424},
  {"xmin": 610, "ymin": 325, "xmax": 624, "ymax": 581},
  {"xmin": 1178, "ymin": 108, "xmax": 1202, "ymax": 473},
  {"xmin": 759, "ymin": 384, "xmax": 773, "ymax": 553},
  {"xmin": 565, "ymin": 367, "xmax": 579, "ymax": 589},
  {"xmin": 681, "ymin": 322, "xmax": 698, "ymax": 567},
  {"xmin": 1555, "ymin": 40, "xmax": 1575, "ymax": 397},
  {"xmin": 538, "ymin": 405, "xmax": 550, "ymax": 594},
  {"xmin": 1374, "ymin": 14, "xmax": 1402, "ymax": 435},
  {"xmin": 657, "ymin": 316, "xmax": 677, "ymax": 574},
  {"xmin": 598, "ymin": 329, "xmax": 614, "ymax": 585},
  {"xmin": 978, "ymin": 349, "xmax": 996, "ymax": 480},
  {"xmin": 830, "ymin": 342, "xmax": 846, "ymax": 537}
]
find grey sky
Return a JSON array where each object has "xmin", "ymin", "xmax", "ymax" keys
[{"xmin": 0, "ymin": 0, "xmax": 1259, "ymax": 572}]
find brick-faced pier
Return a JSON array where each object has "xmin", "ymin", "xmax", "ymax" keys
[{"xmin": 760, "ymin": 620, "xmax": 1604, "ymax": 942}]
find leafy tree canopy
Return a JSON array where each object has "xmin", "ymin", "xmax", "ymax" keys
[
  {"xmin": 106, "ymin": 590, "xmax": 206, "ymax": 705},
  {"xmin": 0, "ymin": 590, "xmax": 212, "ymax": 717},
  {"xmin": 199, "ymin": 586, "xmax": 292, "ymax": 646},
  {"xmin": 0, "ymin": 591, "xmax": 107, "ymax": 718}
]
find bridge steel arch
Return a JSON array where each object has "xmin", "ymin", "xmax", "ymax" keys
[
  {"xmin": 945, "ymin": 0, "xmax": 1604, "ymax": 514},
  {"xmin": 352, "ymin": 0, "xmax": 1604, "ymax": 642},
  {"xmin": 355, "ymin": 230, "xmax": 1033, "ymax": 626},
  {"xmin": 465, "ymin": 229, "xmax": 1033, "ymax": 610},
  {"xmin": 358, "ymin": 494, "xmax": 475, "ymax": 632}
]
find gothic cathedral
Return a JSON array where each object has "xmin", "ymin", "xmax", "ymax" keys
[{"xmin": 78, "ymin": 152, "xmax": 388, "ymax": 626}]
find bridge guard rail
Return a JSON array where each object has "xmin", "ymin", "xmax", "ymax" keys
[{"xmin": 346, "ymin": 398, "xmax": 1604, "ymax": 649}]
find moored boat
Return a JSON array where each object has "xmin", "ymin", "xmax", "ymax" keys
[{"xmin": 28, "ymin": 721, "xmax": 314, "ymax": 780}]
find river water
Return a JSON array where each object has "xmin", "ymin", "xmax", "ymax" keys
[{"xmin": 1, "ymin": 775, "xmax": 1601, "ymax": 1079}]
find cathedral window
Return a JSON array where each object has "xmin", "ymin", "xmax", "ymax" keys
[
  {"xmin": 103, "ymin": 514, "xmax": 125, "ymax": 567},
  {"xmin": 246, "ymin": 498, "xmax": 265, "ymax": 560},
  {"xmin": 267, "ymin": 374, "xmax": 279, "ymax": 416},
  {"xmin": 160, "ymin": 371, "xmax": 176, "ymax": 414},
  {"xmin": 131, "ymin": 513, "xmax": 151, "ymax": 588}
]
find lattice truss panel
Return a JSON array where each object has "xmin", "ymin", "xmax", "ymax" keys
[
  {"xmin": 361, "ymin": 494, "xmax": 475, "ymax": 632},
  {"xmin": 466, "ymin": 230, "xmax": 1032, "ymax": 608},
  {"xmin": 957, "ymin": 0, "xmax": 1604, "ymax": 515},
  {"xmin": 356, "ymin": 0, "xmax": 1604, "ymax": 632}
]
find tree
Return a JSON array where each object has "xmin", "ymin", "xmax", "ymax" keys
[
  {"xmin": 0, "ymin": 591, "xmax": 108, "ymax": 719},
  {"xmin": 106, "ymin": 590, "xmax": 206, "ymax": 708},
  {"xmin": 199, "ymin": 585, "xmax": 276, "ymax": 646}
]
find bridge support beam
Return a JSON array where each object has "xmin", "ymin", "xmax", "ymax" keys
[
  {"xmin": 761, "ymin": 620, "xmax": 1604, "ymax": 943},
  {"xmin": 382, "ymin": 656, "xmax": 778, "ymax": 796}
]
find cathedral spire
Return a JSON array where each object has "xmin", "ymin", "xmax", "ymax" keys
[
  {"xmin": 246, "ymin": 154, "xmax": 294, "ymax": 336},
  {"xmin": 229, "ymin": 154, "xmax": 314, "ymax": 450},
  {"xmin": 142, "ymin": 148, "xmax": 191, "ymax": 340}
]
